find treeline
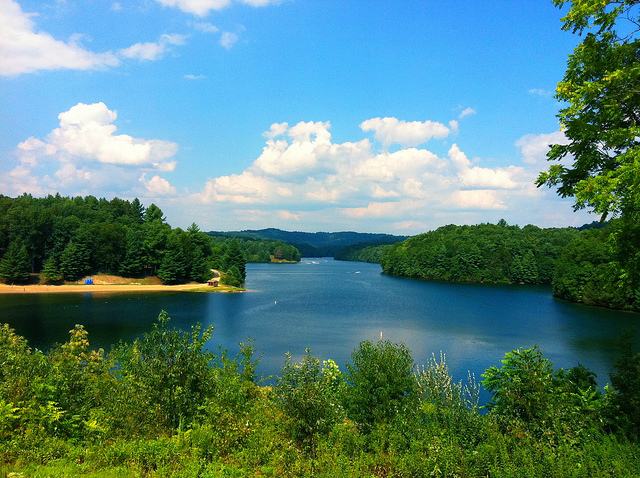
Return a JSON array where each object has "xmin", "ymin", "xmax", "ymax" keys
[
  {"xmin": 333, "ymin": 241, "xmax": 395, "ymax": 263},
  {"xmin": 210, "ymin": 234, "xmax": 302, "ymax": 263},
  {"xmin": 0, "ymin": 315, "xmax": 638, "ymax": 477},
  {"xmin": 0, "ymin": 193, "xmax": 254, "ymax": 286},
  {"xmin": 553, "ymin": 221, "xmax": 640, "ymax": 312},
  {"xmin": 380, "ymin": 221, "xmax": 578, "ymax": 285}
]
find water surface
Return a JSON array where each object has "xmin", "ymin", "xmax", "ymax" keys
[{"xmin": 1, "ymin": 259, "xmax": 637, "ymax": 393}]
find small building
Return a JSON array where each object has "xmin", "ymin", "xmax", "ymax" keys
[{"xmin": 207, "ymin": 279, "xmax": 219, "ymax": 287}]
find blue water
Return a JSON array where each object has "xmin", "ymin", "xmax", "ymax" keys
[{"xmin": 0, "ymin": 259, "xmax": 637, "ymax": 394}]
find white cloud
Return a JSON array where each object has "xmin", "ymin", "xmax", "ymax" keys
[
  {"xmin": 194, "ymin": 171, "xmax": 290, "ymax": 204},
  {"xmin": 529, "ymin": 88, "xmax": 553, "ymax": 98},
  {"xmin": 241, "ymin": 0, "xmax": 284, "ymax": 6},
  {"xmin": 263, "ymin": 122, "xmax": 289, "ymax": 139},
  {"xmin": 252, "ymin": 121, "xmax": 332, "ymax": 178},
  {"xmin": 448, "ymin": 190, "xmax": 508, "ymax": 210},
  {"xmin": 193, "ymin": 22, "xmax": 219, "ymax": 33},
  {"xmin": 0, "ymin": 0, "xmax": 120, "ymax": 75},
  {"xmin": 278, "ymin": 210, "xmax": 300, "ymax": 220},
  {"xmin": 360, "ymin": 117, "xmax": 450, "ymax": 147},
  {"xmin": 516, "ymin": 131, "xmax": 568, "ymax": 165},
  {"xmin": 220, "ymin": 32, "xmax": 238, "ymax": 49},
  {"xmin": 458, "ymin": 107, "xmax": 476, "ymax": 119},
  {"xmin": 155, "ymin": 0, "xmax": 231, "ymax": 16},
  {"xmin": 118, "ymin": 34, "xmax": 188, "ymax": 61},
  {"xmin": 47, "ymin": 102, "xmax": 178, "ymax": 166},
  {"xmin": 1, "ymin": 102, "xmax": 179, "ymax": 198},
  {"xmin": 139, "ymin": 174, "xmax": 177, "ymax": 196},
  {"xmin": 448, "ymin": 145, "xmax": 521, "ymax": 189},
  {"xmin": 184, "ymin": 74, "xmax": 206, "ymax": 79}
]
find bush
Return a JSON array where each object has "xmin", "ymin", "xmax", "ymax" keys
[
  {"xmin": 343, "ymin": 340, "xmax": 418, "ymax": 431},
  {"xmin": 276, "ymin": 350, "xmax": 345, "ymax": 450},
  {"xmin": 109, "ymin": 311, "xmax": 215, "ymax": 431}
]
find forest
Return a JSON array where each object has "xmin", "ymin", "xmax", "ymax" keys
[
  {"xmin": 0, "ymin": 313, "xmax": 638, "ymax": 477},
  {"xmin": 0, "ymin": 193, "xmax": 300, "ymax": 288},
  {"xmin": 358, "ymin": 220, "xmax": 638, "ymax": 312}
]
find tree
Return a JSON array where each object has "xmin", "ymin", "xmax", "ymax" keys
[
  {"xmin": 537, "ymin": 0, "xmax": 640, "ymax": 305},
  {"xmin": 537, "ymin": 0, "xmax": 640, "ymax": 221},
  {"xmin": 0, "ymin": 243, "xmax": 31, "ymax": 284},
  {"xmin": 344, "ymin": 340, "xmax": 418, "ymax": 430},
  {"xmin": 223, "ymin": 240, "xmax": 246, "ymax": 282},
  {"xmin": 40, "ymin": 256, "xmax": 61, "ymax": 284}
]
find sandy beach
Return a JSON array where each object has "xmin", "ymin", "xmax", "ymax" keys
[{"xmin": 0, "ymin": 282, "xmax": 238, "ymax": 294}]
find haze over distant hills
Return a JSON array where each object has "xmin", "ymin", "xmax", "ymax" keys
[{"xmin": 207, "ymin": 228, "xmax": 409, "ymax": 257}]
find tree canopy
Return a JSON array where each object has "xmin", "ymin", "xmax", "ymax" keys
[{"xmin": 537, "ymin": 0, "xmax": 640, "ymax": 221}]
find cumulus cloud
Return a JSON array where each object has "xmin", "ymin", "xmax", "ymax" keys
[
  {"xmin": 139, "ymin": 174, "xmax": 177, "ymax": 196},
  {"xmin": 156, "ymin": 0, "xmax": 284, "ymax": 16},
  {"xmin": 516, "ymin": 131, "xmax": 568, "ymax": 165},
  {"xmin": 1, "ymin": 102, "xmax": 179, "ymax": 198},
  {"xmin": 448, "ymin": 190, "xmax": 508, "ymax": 210},
  {"xmin": 0, "ymin": 1, "xmax": 192, "ymax": 76},
  {"xmin": 0, "ymin": 0, "xmax": 120, "ymax": 75},
  {"xmin": 360, "ymin": 117, "xmax": 451, "ymax": 147},
  {"xmin": 45, "ymin": 102, "xmax": 178, "ymax": 166},
  {"xmin": 119, "ymin": 34, "xmax": 188, "ymax": 61},
  {"xmin": 448, "ymin": 144, "xmax": 521, "ymax": 189},
  {"xmin": 155, "ymin": 0, "xmax": 231, "ymax": 16}
]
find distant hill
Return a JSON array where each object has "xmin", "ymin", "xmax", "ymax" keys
[{"xmin": 206, "ymin": 228, "xmax": 409, "ymax": 257}]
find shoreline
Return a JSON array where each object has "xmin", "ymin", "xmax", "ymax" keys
[{"xmin": 0, "ymin": 283, "xmax": 243, "ymax": 295}]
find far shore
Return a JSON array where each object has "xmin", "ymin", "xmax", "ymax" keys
[{"xmin": 0, "ymin": 282, "xmax": 243, "ymax": 295}]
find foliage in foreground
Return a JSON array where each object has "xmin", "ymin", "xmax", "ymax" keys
[{"xmin": 1, "ymin": 316, "xmax": 639, "ymax": 477}]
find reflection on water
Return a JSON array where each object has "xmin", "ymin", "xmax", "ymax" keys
[{"xmin": 0, "ymin": 258, "xmax": 637, "ymax": 393}]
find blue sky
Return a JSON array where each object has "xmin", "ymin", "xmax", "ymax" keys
[{"xmin": 0, "ymin": 0, "xmax": 596, "ymax": 233}]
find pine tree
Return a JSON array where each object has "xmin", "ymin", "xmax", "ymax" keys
[{"xmin": 0, "ymin": 243, "xmax": 31, "ymax": 284}]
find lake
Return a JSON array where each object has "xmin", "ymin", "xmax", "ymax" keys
[{"xmin": 0, "ymin": 258, "xmax": 638, "ymax": 397}]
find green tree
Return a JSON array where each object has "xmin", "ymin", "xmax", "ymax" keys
[
  {"xmin": 59, "ymin": 240, "xmax": 90, "ymax": 281},
  {"xmin": 537, "ymin": 0, "xmax": 640, "ymax": 305},
  {"xmin": 276, "ymin": 350, "xmax": 344, "ymax": 451},
  {"xmin": 40, "ymin": 256, "xmax": 61, "ymax": 284},
  {"xmin": 119, "ymin": 228, "xmax": 147, "ymax": 277},
  {"xmin": 0, "ymin": 243, "xmax": 31, "ymax": 284},
  {"xmin": 109, "ymin": 311, "xmax": 215, "ymax": 430},
  {"xmin": 344, "ymin": 340, "xmax": 417, "ymax": 430},
  {"xmin": 604, "ymin": 330, "xmax": 640, "ymax": 438},
  {"xmin": 537, "ymin": 0, "xmax": 640, "ymax": 221},
  {"xmin": 223, "ymin": 240, "xmax": 246, "ymax": 282}
]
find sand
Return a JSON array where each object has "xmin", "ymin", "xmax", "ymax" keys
[{"xmin": 0, "ymin": 283, "xmax": 237, "ymax": 294}]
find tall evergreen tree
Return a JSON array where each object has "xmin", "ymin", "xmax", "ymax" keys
[{"xmin": 0, "ymin": 243, "xmax": 31, "ymax": 283}]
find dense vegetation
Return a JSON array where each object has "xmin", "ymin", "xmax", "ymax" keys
[
  {"xmin": 552, "ymin": 220, "xmax": 640, "ymax": 311},
  {"xmin": 379, "ymin": 221, "xmax": 579, "ymax": 285},
  {"xmin": 333, "ymin": 241, "xmax": 395, "ymax": 263},
  {"xmin": 209, "ymin": 228, "xmax": 408, "ymax": 258},
  {"xmin": 1, "ymin": 315, "xmax": 638, "ymax": 477},
  {"xmin": 0, "ymin": 194, "xmax": 300, "ymax": 287},
  {"xmin": 537, "ymin": 0, "xmax": 640, "ymax": 313}
]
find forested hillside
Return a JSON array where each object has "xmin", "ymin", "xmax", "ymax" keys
[
  {"xmin": 209, "ymin": 228, "xmax": 408, "ymax": 257},
  {"xmin": 379, "ymin": 221, "xmax": 579, "ymax": 285},
  {"xmin": 0, "ymin": 194, "xmax": 300, "ymax": 287}
]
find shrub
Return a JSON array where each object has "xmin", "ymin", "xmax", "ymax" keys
[
  {"xmin": 343, "ymin": 340, "xmax": 417, "ymax": 431},
  {"xmin": 276, "ymin": 350, "xmax": 345, "ymax": 450}
]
